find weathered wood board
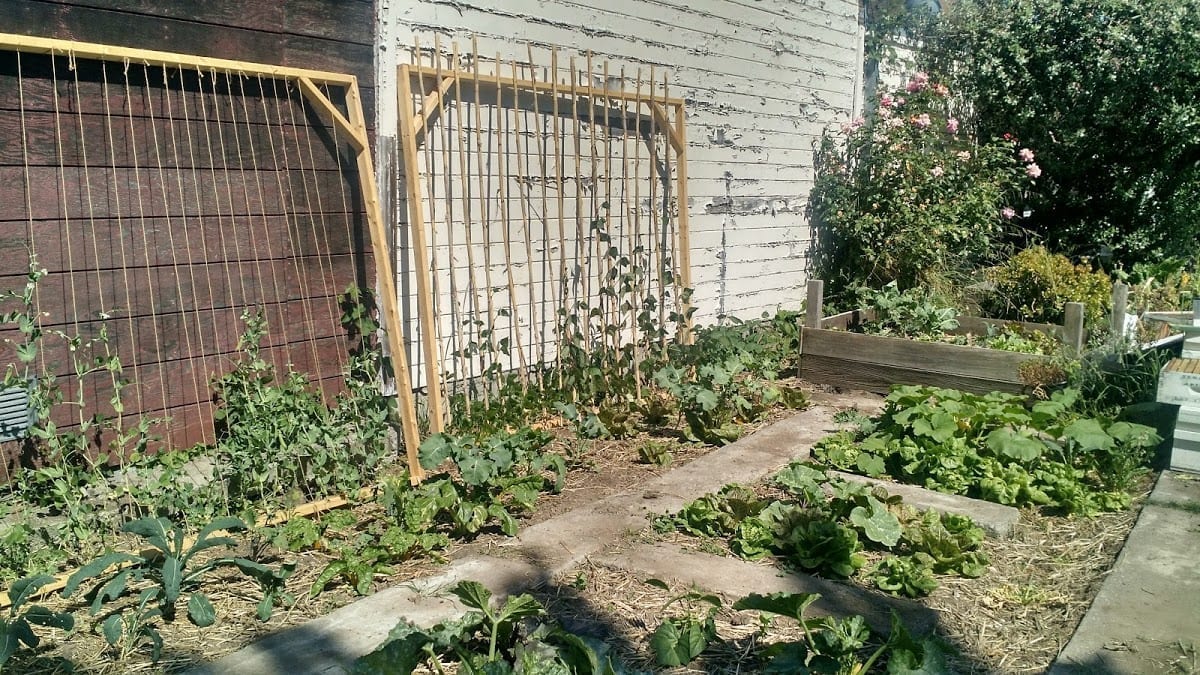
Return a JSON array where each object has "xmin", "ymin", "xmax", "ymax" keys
[{"xmin": 799, "ymin": 325, "xmax": 1050, "ymax": 395}]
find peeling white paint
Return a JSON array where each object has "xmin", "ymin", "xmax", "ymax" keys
[{"xmin": 376, "ymin": 0, "xmax": 861, "ymax": 356}]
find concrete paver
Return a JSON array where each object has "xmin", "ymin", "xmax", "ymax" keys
[{"xmin": 1051, "ymin": 471, "xmax": 1200, "ymax": 674}]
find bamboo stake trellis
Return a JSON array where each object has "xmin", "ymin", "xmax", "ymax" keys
[
  {"xmin": 0, "ymin": 33, "xmax": 426, "ymax": 482},
  {"xmin": 397, "ymin": 40, "xmax": 692, "ymax": 432}
]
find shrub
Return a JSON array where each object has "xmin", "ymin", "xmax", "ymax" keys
[
  {"xmin": 808, "ymin": 73, "xmax": 1036, "ymax": 297},
  {"xmin": 982, "ymin": 246, "xmax": 1111, "ymax": 330},
  {"xmin": 920, "ymin": 0, "xmax": 1200, "ymax": 268}
]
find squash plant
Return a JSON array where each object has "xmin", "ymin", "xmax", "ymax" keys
[{"xmin": 814, "ymin": 386, "xmax": 1161, "ymax": 515}]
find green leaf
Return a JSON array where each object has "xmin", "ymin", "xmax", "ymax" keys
[
  {"xmin": 456, "ymin": 453, "xmax": 496, "ymax": 486},
  {"xmin": 693, "ymin": 389, "xmax": 719, "ymax": 412},
  {"xmin": 89, "ymin": 569, "xmax": 133, "ymax": 615},
  {"xmin": 450, "ymin": 580, "xmax": 494, "ymax": 615},
  {"xmin": 856, "ymin": 453, "xmax": 887, "ymax": 477},
  {"xmin": 21, "ymin": 606, "xmax": 74, "ymax": 631},
  {"xmin": 7, "ymin": 575, "xmax": 56, "ymax": 610},
  {"xmin": 418, "ymin": 433, "xmax": 454, "ymax": 469},
  {"xmin": 101, "ymin": 613, "xmax": 124, "ymax": 646},
  {"xmin": 985, "ymin": 427, "xmax": 1045, "ymax": 461},
  {"xmin": 732, "ymin": 591, "xmax": 821, "ymax": 621},
  {"xmin": 1061, "ymin": 418, "xmax": 1114, "ymax": 451},
  {"xmin": 496, "ymin": 593, "xmax": 545, "ymax": 624},
  {"xmin": 849, "ymin": 496, "xmax": 903, "ymax": 547},
  {"xmin": 187, "ymin": 592, "xmax": 217, "ymax": 627},
  {"xmin": 1107, "ymin": 421, "xmax": 1161, "ymax": 448},
  {"xmin": 122, "ymin": 516, "xmax": 175, "ymax": 554},
  {"xmin": 63, "ymin": 552, "xmax": 142, "ymax": 597},
  {"xmin": 161, "ymin": 556, "xmax": 183, "ymax": 605},
  {"xmin": 649, "ymin": 617, "xmax": 708, "ymax": 666},
  {"xmin": 351, "ymin": 630, "xmax": 431, "ymax": 675}
]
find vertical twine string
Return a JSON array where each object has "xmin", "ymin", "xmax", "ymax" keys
[
  {"xmin": 432, "ymin": 37, "xmax": 464, "ymax": 391},
  {"xmin": 16, "ymin": 52, "xmax": 48, "ymax": 379},
  {"xmin": 123, "ymin": 59, "xmax": 171, "ymax": 425},
  {"xmin": 177, "ymin": 65, "xmax": 223, "ymax": 444},
  {"xmin": 292, "ymin": 85, "xmax": 349, "ymax": 379},
  {"xmin": 50, "ymin": 54, "xmax": 83, "ymax": 342},
  {"xmin": 162, "ymin": 64, "xmax": 212, "ymax": 433},
  {"xmin": 143, "ymin": 62, "xmax": 206, "ymax": 434},
  {"xmin": 511, "ymin": 56, "xmax": 543, "ymax": 388},
  {"xmin": 234, "ymin": 74, "xmax": 290, "ymax": 365},
  {"xmin": 619, "ymin": 65, "xmax": 641, "ymax": 397},
  {"xmin": 101, "ymin": 61, "xmax": 144, "ymax": 416},
  {"xmin": 204, "ymin": 68, "xmax": 250, "ymax": 313},
  {"xmin": 550, "ymin": 49, "xmax": 566, "ymax": 393},
  {"xmin": 319, "ymin": 83, "xmax": 359, "ymax": 303},
  {"xmin": 494, "ymin": 51, "xmax": 529, "ymax": 388},
  {"xmin": 262, "ymin": 75, "xmax": 322, "ymax": 385}
]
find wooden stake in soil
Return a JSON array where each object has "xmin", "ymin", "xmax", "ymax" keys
[{"xmin": 512, "ymin": 56, "xmax": 544, "ymax": 386}]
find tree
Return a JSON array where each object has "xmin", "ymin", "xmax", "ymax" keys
[{"xmin": 919, "ymin": 0, "xmax": 1200, "ymax": 268}]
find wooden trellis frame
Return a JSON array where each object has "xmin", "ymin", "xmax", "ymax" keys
[
  {"xmin": 0, "ymin": 33, "xmax": 426, "ymax": 482},
  {"xmin": 397, "ymin": 39, "xmax": 692, "ymax": 433}
]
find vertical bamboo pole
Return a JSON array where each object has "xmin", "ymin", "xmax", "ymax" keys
[
  {"xmin": 495, "ymin": 51, "xmax": 530, "ymax": 388},
  {"xmin": 528, "ymin": 42, "xmax": 557, "ymax": 386},
  {"xmin": 434, "ymin": 38, "xmax": 465, "ymax": 393},
  {"xmin": 416, "ymin": 38, "xmax": 451, "ymax": 420},
  {"xmin": 472, "ymin": 37, "xmax": 502, "ymax": 395},
  {"xmin": 569, "ymin": 54, "xmax": 587, "ymax": 363},
  {"xmin": 397, "ymin": 62, "xmax": 445, "ymax": 435},
  {"xmin": 646, "ymin": 66, "xmax": 664, "ymax": 355},
  {"xmin": 551, "ymin": 49, "xmax": 568, "ymax": 392},
  {"xmin": 585, "ymin": 52, "xmax": 602, "ymax": 369},
  {"xmin": 619, "ymin": 65, "xmax": 641, "ymax": 398},
  {"xmin": 601, "ymin": 58, "xmax": 620, "ymax": 359},
  {"xmin": 452, "ymin": 42, "xmax": 488, "ymax": 409},
  {"xmin": 669, "ymin": 76, "xmax": 692, "ymax": 344},
  {"xmin": 631, "ymin": 67, "xmax": 645, "ymax": 366},
  {"xmin": 512, "ymin": 56, "xmax": 543, "ymax": 387}
]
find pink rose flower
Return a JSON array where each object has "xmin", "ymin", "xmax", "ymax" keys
[
  {"xmin": 881, "ymin": 93, "xmax": 894, "ymax": 108},
  {"xmin": 1001, "ymin": 207, "xmax": 1017, "ymax": 219},
  {"xmin": 911, "ymin": 113, "xmax": 932, "ymax": 129},
  {"xmin": 932, "ymin": 83, "xmax": 949, "ymax": 96},
  {"xmin": 1019, "ymin": 148, "xmax": 1036, "ymax": 163},
  {"xmin": 906, "ymin": 72, "xmax": 929, "ymax": 92},
  {"xmin": 1025, "ymin": 163, "xmax": 1042, "ymax": 178},
  {"xmin": 946, "ymin": 117, "xmax": 960, "ymax": 134},
  {"xmin": 931, "ymin": 166, "xmax": 945, "ymax": 177},
  {"xmin": 897, "ymin": 96, "xmax": 907, "ymax": 106}
]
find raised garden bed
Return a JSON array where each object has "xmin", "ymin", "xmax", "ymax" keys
[{"xmin": 799, "ymin": 280, "xmax": 1085, "ymax": 395}]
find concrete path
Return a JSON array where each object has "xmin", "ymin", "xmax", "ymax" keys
[
  {"xmin": 191, "ymin": 393, "xmax": 1019, "ymax": 675},
  {"xmin": 1051, "ymin": 471, "xmax": 1200, "ymax": 675}
]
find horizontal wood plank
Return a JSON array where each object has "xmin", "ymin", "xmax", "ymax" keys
[
  {"xmin": 799, "ymin": 327, "xmax": 1042, "ymax": 383},
  {"xmin": 799, "ymin": 353, "xmax": 1030, "ymax": 395}
]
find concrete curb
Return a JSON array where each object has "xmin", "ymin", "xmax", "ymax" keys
[{"xmin": 1049, "ymin": 471, "xmax": 1200, "ymax": 674}]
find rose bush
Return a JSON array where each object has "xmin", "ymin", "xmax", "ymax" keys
[{"xmin": 808, "ymin": 75, "xmax": 1037, "ymax": 297}]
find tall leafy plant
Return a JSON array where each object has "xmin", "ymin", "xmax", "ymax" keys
[
  {"xmin": 809, "ymin": 73, "xmax": 1037, "ymax": 297},
  {"xmin": 920, "ymin": 0, "xmax": 1200, "ymax": 266}
]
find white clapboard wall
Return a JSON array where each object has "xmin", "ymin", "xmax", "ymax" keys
[{"xmin": 374, "ymin": 0, "xmax": 863, "ymax": 389}]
